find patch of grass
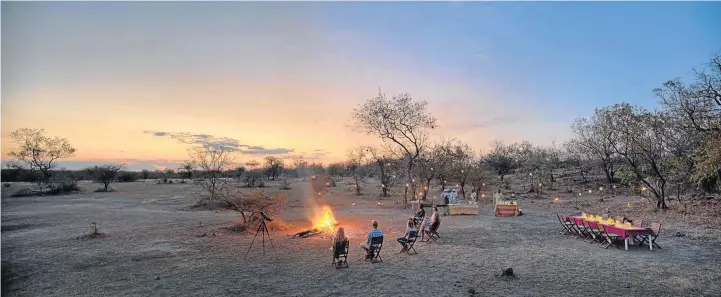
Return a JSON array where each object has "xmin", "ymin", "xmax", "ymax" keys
[{"xmin": 77, "ymin": 221, "xmax": 107, "ymax": 240}]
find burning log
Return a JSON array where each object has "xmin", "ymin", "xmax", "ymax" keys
[{"xmin": 293, "ymin": 205, "xmax": 340, "ymax": 239}]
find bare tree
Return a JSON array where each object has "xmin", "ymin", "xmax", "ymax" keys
[
  {"xmin": 221, "ymin": 189, "xmax": 287, "ymax": 225},
  {"xmin": 570, "ymin": 108, "xmax": 619, "ymax": 184},
  {"xmin": 564, "ymin": 139, "xmax": 593, "ymax": 184},
  {"xmin": 8, "ymin": 128, "xmax": 76, "ymax": 191},
  {"xmin": 468, "ymin": 157, "xmax": 492, "ymax": 197},
  {"xmin": 352, "ymin": 90, "xmax": 437, "ymax": 204},
  {"xmin": 263, "ymin": 156, "xmax": 284, "ymax": 181},
  {"xmin": 449, "ymin": 141, "xmax": 475, "ymax": 199},
  {"xmin": 188, "ymin": 144, "xmax": 234, "ymax": 204},
  {"xmin": 605, "ymin": 103, "xmax": 672, "ymax": 209},
  {"xmin": 179, "ymin": 162, "xmax": 194, "ymax": 181},
  {"xmin": 86, "ymin": 164, "xmax": 123, "ymax": 192},
  {"xmin": 292, "ymin": 155, "xmax": 308, "ymax": 180},
  {"xmin": 415, "ymin": 140, "xmax": 453, "ymax": 200},
  {"xmin": 365, "ymin": 146, "xmax": 397, "ymax": 197},
  {"xmin": 346, "ymin": 147, "xmax": 368, "ymax": 195},
  {"xmin": 657, "ymin": 54, "xmax": 721, "ymax": 190},
  {"xmin": 483, "ymin": 141, "xmax": 517, "ymax": 183}
]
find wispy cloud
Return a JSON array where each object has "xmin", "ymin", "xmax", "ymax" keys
[{"xmin": 144, "ymin": 131, "xmax": 295, "ymax": 155}]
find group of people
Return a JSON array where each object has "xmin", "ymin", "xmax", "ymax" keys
[{"xmin": 330, "ymin": 206, "xmax": 442, "ymax": 259}]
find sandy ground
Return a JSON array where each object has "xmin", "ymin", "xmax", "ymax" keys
[{"xmin": 2, "ymin": 178, "xmax": 721, "ymax": 297}]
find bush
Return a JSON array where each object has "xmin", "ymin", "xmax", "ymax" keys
[
  {"xmin": 11, "ymin": 188, "xmax": 36, "ymax": 197},
  {"xmin": 219, "ymin": 189, "xmax": 287, "ymax": 224},
  {"xmin": 46, "ymin": 173, "xmax": 81, "ymax": 195},
  {"xmin": 117, "ymin": 172, "xmax": 138, "ymax": 183},
  {"xmin": 47, "ymin": 182, "xmax": 81, "ymax": 195}
]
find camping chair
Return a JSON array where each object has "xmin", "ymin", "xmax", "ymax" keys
[
  {"xmin": 582, "ymin": 220, "xmax": 602, "ymax": 244},
  {"xmin": 413, "ymin": 217, "xmax": 425, "ymax": 229},
  {"xmin": 632, "ymin": 220, "xmax": 649, "ymax": 244},
  {"xmin": 402, "ymin": 231, "xmax": 419, "ymax": 255},
  {"xmin": 423, "ymin": 221, "xmax": 441, "ymax": 243},
  {"xmin": 571, "ymin": 218, "xmax": 590, "ymax": 239},
  {"xmin": 556, "ymin": 214, "xmax": 575, "ymax": 235},
  {"xmin": 638, "ymin": 223, "xmax": 662, "ymax": 249},
  {"xmin": 597, "ymin": 224, "xmax": 620, "ymax": 249},
  {"xmin": 365, "ymin": 236, "xmax": 384, "ymax": 263},
  {"xmin": 332, "ymin": 239, "xmax": 349, "ymax": 268}
]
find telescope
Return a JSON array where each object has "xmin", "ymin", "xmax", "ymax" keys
[{"xmin": 260, "ymin": 211, "xmax": 273, "ymax": 222}]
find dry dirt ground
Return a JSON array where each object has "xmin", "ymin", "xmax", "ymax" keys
[{"xmin": 2, "ymin": 178, "xmax": 721, "ymax": 297}]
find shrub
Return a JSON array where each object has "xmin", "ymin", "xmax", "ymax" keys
[
  {"xmin": 219, "ymin": 189, "xmax": 286, "ymax": 224},
  {"xmin": 11, "ymin": 188, "xmax": 36, "ymax": 197},
  {"xmin": 117, "ymin": 172, "xmax": 138, "ymax": 183},
  {"xmin": 46, "ymin": 173, "xmax": 81, "ymax": 195}
]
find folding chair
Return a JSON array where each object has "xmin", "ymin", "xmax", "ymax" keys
[
  {"xmin": 638, "ymin": 223, "xmax": 662, "ymax": 249},
  {"xmin": 597, "ymin": 224, "xmax": 620, "ymax": 249},
  {"xmin": 332, "ymin": 239, "xmax": 349, "ymax": 268},
  {"xmin": 632, "ymin": 220, "xmax": 649, "ymax": 244},
  {"xmin": 582, "ymin": 220, "xmax": 602, "ymax": 244},
  {"xmin": 402, "ymin": 231, "xmax": 419, "ymax": 255},
  {"xmin": 572, "ymin": 218, "xmax": 590, "ymax": 239},
  {"xmin": 365, "ymin": 236, "xmax": 384, "ymax": 263},
  {"xmin": 423, "ymin": 221, "xmax": 441, "ymax": 243},
  {"xmin": 556, "ymin": 214, "xmax": 575, "ymax": 235}
]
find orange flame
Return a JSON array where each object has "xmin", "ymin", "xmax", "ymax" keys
[{"xmin": 313, "ymin": 205, "xmax": 339, "ymax": 232}]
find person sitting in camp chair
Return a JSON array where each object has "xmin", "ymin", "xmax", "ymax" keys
[
  {"xmin": 419, "ymin": 207, "xmax": 440, "ymax": 242},
  {"xmin": 413, "ymin": 206, "xmax": 426, "ymax": 227},
  {"xmin": 361, "ymin": 220, "xmax": 384, "ymax": 261},
  {"xmin": 331, "ymin": 227, "xmax": 349, "ymax": 268},
  {"xmin": 423, "ymin": 216, "xmax": 441, "ymax": 243},
  {"xmin": 397, "ymin": 218, "xmax": 418, "ymax": 253}
]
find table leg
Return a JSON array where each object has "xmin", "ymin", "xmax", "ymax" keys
[
  {"xmin": 649, "ymin": 235, "xmax": 652, "ymax": 251},
  {"xmin": 625, "ymin": 238, "xmax": 628, "ymax": 250}
]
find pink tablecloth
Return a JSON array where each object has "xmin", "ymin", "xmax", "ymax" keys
[{"xmin": 568, "ymin": 216, "xmax": 651, "ymax": 239}]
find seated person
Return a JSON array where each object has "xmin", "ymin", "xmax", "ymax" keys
[
  {"xmin": 419, "ymin": 207, "xmax": 439, "ymax": 238},
  {"xmin": 397, "ymin": 218, "xmax": 417, "ymax": 251},
  {"xmin": 413, "ymin": 206, "xmax": 426, "ymax": 225},
  {"xmin": 360, "ymin": 220, "xmax": 384, "ymax": 258},
  {"xmin": 331, "ymin": 226, "xmax": 348, "ymax": 253}
]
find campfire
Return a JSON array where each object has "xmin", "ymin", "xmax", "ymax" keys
[{"xmin": 293, "ymin": 205, "xmax": 339, "ymax": 238}]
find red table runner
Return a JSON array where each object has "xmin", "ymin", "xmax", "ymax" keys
[{"xmin": 568, "ymin": 216, "xmax": 651, "ymax": 239}]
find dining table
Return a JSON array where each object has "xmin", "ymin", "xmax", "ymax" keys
[{"xmin": 569, "ymin": 216, "xmax": 653, "ymax": 250}]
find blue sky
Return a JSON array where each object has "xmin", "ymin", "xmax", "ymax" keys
[{"xmin": 2, "ymin": 2, "xmax": 720, "ymax": 170}]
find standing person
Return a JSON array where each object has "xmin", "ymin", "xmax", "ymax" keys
[
  {"xmin": 360, "ymin": 220, "xmax": 384, "ymax": 258},
  {"xmin": 397, "ymin": 218, "xmax": 417, "ymax": 252},
  {"xmin": 493, "ymin": 189, "xmax": 505, "ymax": 205},
  {"xmin": 444, "ymin": 192, "xmax": 451, "ymax": 215},
  {"xmin": 470, "ymin": 190, "xmax": 478, "ymax": 203}
]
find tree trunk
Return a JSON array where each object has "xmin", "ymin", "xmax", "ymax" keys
[
  {"xmin": 355, "ymin": 177, "xmax": 361, "ymax": 195},
  {"xmin": 460, "ymin": 181, "xmax": 466, "ymax": 199},
  {"xmin": 404, "ymin": 162, "xmax": 413, "ymax": 205},
  {"xmin": 579, "ymin": 168, "xmax": 588, "ymax": 184},
  {"xmin": 603, "ymin": 168, "xmax": 614, "ymax": 184},
  {"xmin": 422, "ymin": 178, "xmax": 432, "ymax": 200}
]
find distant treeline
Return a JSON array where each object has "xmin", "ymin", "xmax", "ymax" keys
[{"xmin": 0, "ymin": 167, "xmax": 323, "ymax": 184}]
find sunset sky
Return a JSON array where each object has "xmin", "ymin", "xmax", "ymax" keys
[{"xmin": 2, "ymin": 2, "xmax": 720, "ymax": 171}]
